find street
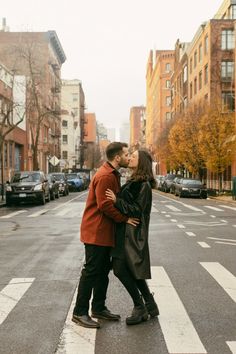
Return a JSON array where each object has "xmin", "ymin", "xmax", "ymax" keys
[{"xmin": 0, "ymin": 191, "xmax": 236, "ymax": 354}]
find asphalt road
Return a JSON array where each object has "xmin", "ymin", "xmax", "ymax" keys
[{"xmin": 0, "ymin": 191, "xmax": 235, "ymax": 354}]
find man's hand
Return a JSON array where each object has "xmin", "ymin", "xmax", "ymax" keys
[
  {"xmin": 105, "ymin": 188, "xmax": 116, "ymax": 203},
  {"xmin": 127, "ymin": 217, "xmax": 140, "ymax": 226}
]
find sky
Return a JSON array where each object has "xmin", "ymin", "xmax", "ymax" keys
[{"xmin": 2, "ymin": 0, "xmax": 223, "ymax": 131}]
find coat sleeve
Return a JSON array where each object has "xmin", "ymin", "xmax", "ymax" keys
[
  {"xmin": 115, "ymin": 182, "xmax": 152, "ymax": 217},
  {"xmin": 95, "ymin": 175, "xmax": 128, "ymax": 223}
]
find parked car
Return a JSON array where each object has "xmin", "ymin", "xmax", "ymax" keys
[
  {"xmin": 174, "ymin": 178, "xmax": 207, "ymax": 198},
  {"xmin": 67, "ymin": 173, "xmax": 84, "ymax": 191},
  {"xmin": 5, "ymin": 171, "xmax": 50, "ymax": 206},
  {"xmin": 170, "ymin": 176, "xmax": 183, "ymax": 194},
  {"xmin": 47, "ymin": 174, "xmax": 60, "ymax": 200},
  {"xmin": 161, "ymin": 174, "xmax": 177, "ymax": 193},
  {"xmin": 51, "ymin": 173, "xmax": 69, "ymax": 196},
  {"xmin": 155, "ymin": 175, "xmax": 165, "ymax": 190}
]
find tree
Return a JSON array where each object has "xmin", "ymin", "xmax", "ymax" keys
[
  {"xmin": 168, "ymin": 109, "xmax": 205, "ymax": 178},
  {"xmin": 199, "ymin": 104, "xmax": 236, "ymax": 192},
  {"xmin": 0, "ymin": 76, "xmax": 26, "ymax": 199}
]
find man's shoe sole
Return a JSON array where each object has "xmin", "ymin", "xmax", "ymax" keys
[
  {"xmin": 72, "ymin": 317, "xmax": 100, "ymax": 329},
  {"xmin": 91, "ymin": 313, "xmax": 120, "ymax": 321}
]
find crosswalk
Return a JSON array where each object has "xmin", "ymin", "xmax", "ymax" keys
[
  {"xmin": 0, "ymin": 263, "xmax": 235, "ymax": 353},
  {"xmin": 56, "ymin": 262, "xmax": 236, "ymax": 354},
  {"xmin": 1, "ymin": 201, "xmax": 236, "ymax": 220}
]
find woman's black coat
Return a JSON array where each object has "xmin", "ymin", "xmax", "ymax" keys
[{"xmin": 111, "ymin": 180, "xmax": 152, "ymax": 279}]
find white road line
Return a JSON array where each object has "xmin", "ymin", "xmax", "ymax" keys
[
  {"xmin": 197, "ymin": 242, "xmax": 211, "ymax": 248},
  {"xmin": 151, "ymin": 206, "xmax": 159, "ymax": 213},
  {"xmin": 215, "ymin": 242, "xmax": 236, "ymax": 246},
  {"xmin": 185, "ymin": 232, "xmax": 196, "ymax": 237},
  {"xmin": 165, "ymin": 215, "xmax": 171, "ymax": 218},
  {"xmin": 149, "ymin": 267, "xmax": 207, "ymax": 354},
  {"xmin": 233, "ymin": 225, "xmax": 236, "ymax": 228},
  {"xmin": 52, "ymin": 192, "xmax": 88, "ymax": 210},
  {"xmin": 28, "ymin": 209, "xmax": 50, "ymax": 217},
  {"xmin": 204, "ymin": 206, "xmax": 224, "ymax": 211},
  {"xmin": 0, "ymin": 210, "xmax": 27, "ymax": 219},
  {"xmin": 220, "ymin": 220, "xmax": 227, "ymax": 223},
  {"xmin": 56, "ymin": 207, "xmax": 74, "ymax": 216},
  {"xmin": 200, "ymin": 262, "xmax": 236, "ymax": 303},
  {"xmin": 0, "ymin": 278, "xmax": 35, "ymax": 325},
  {"xmin": 207, "ymin": 237, "xmax": 236, "ymax": 243},
  {"xmin": 161, "ymin": 211, "xmax": 166, "ymax": 214},
  {"xmin": 220, "ymin": 205, "xmax": 236, "ymax": 211},
  {"xmin": 182, "ymin": 204, "xmax": 204, "ymax": 212},
  {"xmin": 210, "ymin": 215, "xmax": 216, "ymax": 218},
  {"xmin": 177, "ymin": 224, "xmax": 185, "ymax": 229},
  {"xmin": 227, "ymin": 341, "xmax": 236, "ymax": 353},
  {"xmin": 171, "ymin": 219, "xmax": 177, "ymax": 222},
  {"xmin": 165, "ymin": 205, "xmax": 181, "ymax": 212}
]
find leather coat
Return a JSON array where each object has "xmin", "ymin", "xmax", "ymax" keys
[{"xmin": 111, "ymin": 180, "xmax": 152, "ymax": 279}]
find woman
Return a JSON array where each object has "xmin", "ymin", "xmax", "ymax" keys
[{"xmin": 105, "ymin": 149, "xmax": 159, "ymax": 325}]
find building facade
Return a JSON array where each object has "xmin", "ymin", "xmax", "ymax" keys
[{"xmin": 129, "ymin": 106, "xmax": 146, "ymax": 149}]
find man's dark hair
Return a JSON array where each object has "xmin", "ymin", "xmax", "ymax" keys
[{"xmin": 106, "ymin": 142, "xmax": 128, "ymax": 161}]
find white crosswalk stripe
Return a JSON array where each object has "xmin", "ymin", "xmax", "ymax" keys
[
  {"xmin": 219, "ymin": 205, "xmax": 236, "ymax": 211},
  {"xmin": 200, "ymin": 262, "xmax": 236, "ymax": 303},
  {"xmin": 165, "ymin": 205, "xmax": 181, "ymax": 212},
  {"xmin": 0, "ymin": 278, "xmax": 35, "ymax": 325},
  {"xmin": 0, "ymin": 210, "xmax": 27, "ymax": 219},
  {"xmin": 149, "ymin": 267, "xmax": 207, "ymax": 354},
  {"xmin": 227, "ymin": 341, "xmax": 236, "ymax": 353},
  {"xmin": 204, "ymin": 206, "xmax": 224, "ymax": 211}
]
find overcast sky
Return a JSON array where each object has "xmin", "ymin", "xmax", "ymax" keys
[{"xmin": 3, "ymin": 0, "xmax": 223, "ymax": 130}]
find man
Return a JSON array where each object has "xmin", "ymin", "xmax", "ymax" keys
[{"xmin": 72, "ymin": 142, "xmax": 138, "ymax": 328}]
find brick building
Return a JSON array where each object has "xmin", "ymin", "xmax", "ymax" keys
[
  {"xmin": 129, "ymin": 106, "xmax": 146, "ymax": 149},
  {"xmin": 0, "ymin": 30, "xmax": 66, "ymax": 174},
  {"xmin": 146, "ymin": 50, "xmax": 175, "ymax": 174}
]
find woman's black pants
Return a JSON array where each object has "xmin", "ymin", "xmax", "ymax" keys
[{"xmin": 112, "ymin": 257, "xmax": 151, "ymax": 306}]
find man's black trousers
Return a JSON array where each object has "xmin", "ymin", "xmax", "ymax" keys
[{"xmin": 73, "ymin": 244, "xmax": 112, "ymax": 316}]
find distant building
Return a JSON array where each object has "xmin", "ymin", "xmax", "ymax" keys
[
  {"xmin": 107, "ymin": 127, "xmax": 116, "ymax": 142},
  {"xmin": 129, "ymin": 106, "xmax": 146, "ymax": 149},
  {"xmin": 60, "ymin": 79, "xmax": 85, "ymax": 171},
  {"xmin": 119, "ymin": 121, "xmax": 130, "ymax": 144}
]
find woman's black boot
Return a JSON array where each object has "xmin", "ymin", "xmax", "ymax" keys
[
  {"xmin": 126, "ymin": 304, "xmax": 148, "ymax": 325},
  {"xmin": 145, "ymin": 293, "xmax": 159, "ymax": 317}
]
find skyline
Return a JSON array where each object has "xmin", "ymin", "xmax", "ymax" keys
[{"xmin": 2, "ymin": 0, "xmax": 223, "ymax": 130}]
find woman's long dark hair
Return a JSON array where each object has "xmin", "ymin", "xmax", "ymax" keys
[{"xmin": 130, "ymin": 150, "xmax": 156, "ymax": 188}]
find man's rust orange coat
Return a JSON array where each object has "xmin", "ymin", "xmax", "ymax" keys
[{"xmin": 80, "ymin": 162, "xmax": 128, "ymax": 247}]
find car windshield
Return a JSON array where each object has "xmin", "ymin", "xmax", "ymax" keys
[
  {"xmin": 182, "ymin": 179, "xmax": 202, "ymax": 185},
  {"xmin": 52, "ymin": 174, "xmax": 65, "ymax": 181},
  {"xmin": 12, "ymin": 172, "xmax": 41, "ymax": 183},
  {"xmin": 67, "ymin": 174, "xmax": 78, "ymax": 179}
]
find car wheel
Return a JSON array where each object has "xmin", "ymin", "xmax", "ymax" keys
[
  {"xmin": 56, "ymin": 190, "xmax": 60, "ymax": 199},
  {"xmin": 51, "ymin": 191, "xmax": 56, "ymax": 200}
]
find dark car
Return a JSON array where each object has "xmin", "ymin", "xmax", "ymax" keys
[
  {"xmin": 174, "ymin": 178, "xmax": 207, "ymax": 198},
  {"xmin": 67, "ymin": 173, "xmax": 84, "ymax": 191},
  {"xmin": 5, "ymin": 171, "xmax": 50, "ymax": 206},
  {"xmin": 47, "ymin": 174, "xmax": 60, "ymax": 200},
  {"xmin": 51, "ymin": 173, "xmax": 69, "ymax": 196},
  {"xmin": 170, "ymin": 176, "xmax": 183, "ymax": 194},
  {"xmin": 155, "ymin": 175, "xmax": 165, "ymax": 190},
  {"xmin": 162, "ymin": 174, "xmax": 176, "ymax": 193}
]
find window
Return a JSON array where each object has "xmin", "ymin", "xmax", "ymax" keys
[
  {"xmin": 165, "ymin": 63, "xmax": 171, "ymax": 72},
  {"xmin": 194, "ymin": 51, "xmax": 197, "ymax": 68},
  {"xmin": 204, "ymin": 35, "xmax": 208, "ymax": 54},
  {"xmin": 72, "ymin": 108, "xmax": 78, "ymax": 117},
  {"xmin": 4, "ymin": 143, "xmax": 7, "ymax": 168},
  {"xmin": 199, "ymin": 71, "xmax": 202, "ymax": 90},
  {"xmin": 221, "ymin": 29, "xmax": 235, "ymax": 50},
  {"xmin": 62, "ymin": 120, "xmax": 68, "ymax": 127},
  {"xmin": 166, "ymin": 80, "xmax": 171, "ymax": 88},
  {"xmin": 204, "ymin": 64, "xmax": 208, "ymax": 84},
  {"xmin": 199, "ymin": 44, "xmax": 202, "ymax": 62},
  {"xmin": 166, "ymin": 96, "xmax": 171, "ymax": 106},
  {"xmin": 221, "ymin": 61, "xmax": 234, "ymax": 81},
  {"xmin": 230, "ymin": 5, "xmax": 236, "ymax": 19},
  {"xmin": 62, "ymin": 135, "xmax": 68, "ymax": 144},
  {"xmin": 190, "ymin": 82, "xmax": 193, "ymax": 99},
  {"xmin": 222, "ymin": 92, "xmax": 234, "ymax": 111},
  {"xmin": 72, "ymin": 93, "xmax": 78, "ymax": 102},
  {"xmin": 166, "ymin": 112, "xmax": 171, "ymax": 121},
  {"xmin": 194, "ymin": 77, "xmax": 197, "ymax": 94},
  {"xmin": 190, "ymin": 58, "xmax": 193, "ymax": 74},
  {"xmin": 62, "ymin": 151, "xmax": 68, "ymax": 159},
  {"xmin": 183, "ymin": 65, "xmax": 188, "ymax": 82},
  {"xmin": 9, "ymin": 143, "xmax": 13, "ymax": 168}
]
